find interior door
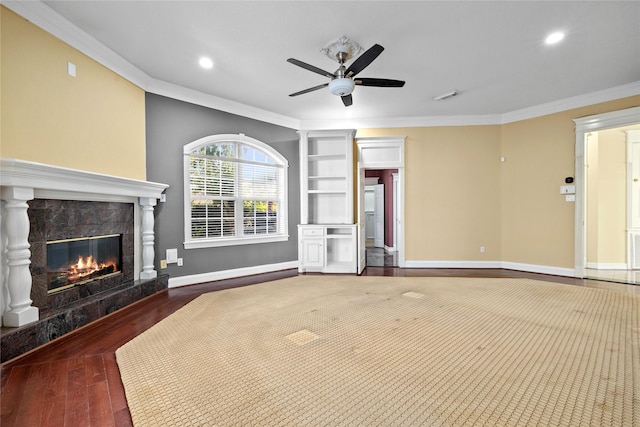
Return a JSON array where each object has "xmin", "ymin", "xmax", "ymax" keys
[
  {"xmin": 357, "ymin": 164, "xmax": 366, "ymax": 274},
  {"xmin": 374, "ymin": 184, "xmax": 385, "ymax": 248}
]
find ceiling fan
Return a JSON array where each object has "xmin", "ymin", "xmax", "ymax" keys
[{"xmin": 287, "ymin": 36, "xmax": 405, "ymax": 107}]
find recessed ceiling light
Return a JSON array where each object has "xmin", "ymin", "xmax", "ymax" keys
[
  {"xmin": 545, "ymin": 32, "xmax": 565, "ymax": 45},
  {"xmin": 199, "ymin": 57, "xmax": 214, "ymax": 69}
]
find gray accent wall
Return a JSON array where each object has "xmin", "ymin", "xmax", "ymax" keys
[{"xmin": 145, "ymin": 93, "xmax": 300, "ymax": 279}]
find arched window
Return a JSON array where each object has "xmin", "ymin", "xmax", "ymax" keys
[{"xmin": 183, "ymin": 134, "xmax": 288, "ymax": 248}]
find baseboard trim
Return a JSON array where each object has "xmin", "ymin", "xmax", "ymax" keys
[
  {"xmin": 169, "ymin": 260, "xmax": 577, "ymax": 287},
  {"xmin": 403, "ymin": 260, "xmax": 576, "ymax": 277},
  {"xmin": 585, "ymin": 262, "xmax": 627, "ymax": 270},
  {"xmin": 168, "ymin": 261, "xmax": 299, "ymax": 288},
  {"xmin": 404, "ymin": 260, "xmax": 503, "ymax": 269},
  {"xmin": 501, "ymin": 262, "xmax": 575, "ymax": 277}
]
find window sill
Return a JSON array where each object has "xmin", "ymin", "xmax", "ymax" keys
[{"xmin": 184, "ymin": 234, "xmax": 289, "ymax": 249}]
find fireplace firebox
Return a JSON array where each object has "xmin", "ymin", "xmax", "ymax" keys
[{"xmin": 47, "ymin": 234, "xmax": 122, "ymax": 293}]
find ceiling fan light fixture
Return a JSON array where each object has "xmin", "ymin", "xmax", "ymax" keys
[{"xmin": 329, "ymin": 78, "xmax": 355, "ymax": 96}]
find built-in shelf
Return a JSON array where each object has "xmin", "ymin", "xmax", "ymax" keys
[{"xmin": 298, "ymin": 130, "xmax": 356, "ymax": 273}]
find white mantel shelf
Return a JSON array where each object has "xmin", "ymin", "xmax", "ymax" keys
[
  {"xmin": 0, "ymin": 158, "xmax": 168, "ymax": 200},
  {"xmin": 0, "ymin": 158, "xmax": 169, "ymax": 327}
]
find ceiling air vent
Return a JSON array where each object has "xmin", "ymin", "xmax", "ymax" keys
[{"xmin": 433, "ymin": 90, "xmax": 459, "ymax": 101}]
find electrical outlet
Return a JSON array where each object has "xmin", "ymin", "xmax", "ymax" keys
[
  {"xmin": 177, "ymin": 258, "xmax": 183, "ymax": 267},
  {"xmin": 160, "ymin": 259, "xmax": 167, "ymax": 269},
  {"xmin": 480, "ymin": 246, "xmax": 485, "ymax": 253}
]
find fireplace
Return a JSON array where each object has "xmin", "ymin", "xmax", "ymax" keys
[
  {"xmin": 1, "ymin": 158, "xmax": 169, "ymax": 362},
  {"xmin": 27, "ymin": 199, "xmax": 135, "ymax": 311},
  {"xmin": 47, "ymin": 234, "xmax": 123, "ymax": 293}
]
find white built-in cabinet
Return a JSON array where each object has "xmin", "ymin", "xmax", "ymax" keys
[{"xmin": 298, "ymin": 130, "xmax": 357, "ymax": 273}]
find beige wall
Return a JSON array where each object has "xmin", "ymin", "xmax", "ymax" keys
[
  {"xmin": 588, "ymin": 127, "xmax": 627, "ymax": 265},
  {"xmin": 0, "ymin": 6, "xmax": 146, "ymax": 180},
  {"xmin": 357, "ymin": 126, "xmax": 503, "ymax": 262},
  {"xmin": 358, "ymin": 97, "xmax": 639, "ymax": 268},
  {"xmin": 501, "ymin": 97, "xmax": 638, "ymax": 269}
]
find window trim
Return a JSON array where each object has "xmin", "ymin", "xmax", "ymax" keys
[{"xmin": 183, "ymin": 133, "xmax": 289, "ymax": 249}]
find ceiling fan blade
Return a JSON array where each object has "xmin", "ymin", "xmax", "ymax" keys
[
  {"xmin": 345, "ymin": 44, "xmax": 384, "ymax": 78},
  {"xmin": 289, "ymin": 83, "xmax": 329, "ymax": 97},
  {"xmin": 287, "ymin": 58, "xmax": 335, "ymax": 79},
  {"xmin": 341, "ymin": 94, "xmax": 353, "ymax": 107},
  {"xmin": 355, "ymin": 78, "xmax": 405, "ymax": 88}
]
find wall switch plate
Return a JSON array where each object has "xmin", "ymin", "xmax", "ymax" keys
[
  {"xmin": 160, "ymin": 259, "xmax": 167, "ymax": 269},
  {"xmin": 67, "ymin": 62, "xmax": 76, "ymax": 77},
  {"xmin": 160, "ymin": 194, "xmax": 167, "ymax": 203},
  {"xmin": 566, "ymin": 194, "xmax": 576, "ymax": 202},
  {"xmin": 560, "ymin": 185, "xmax": 576, "ymax": 194},
  {"xmin": 166, "ymin": 248, "xmax": 178, "ymax": 263}
]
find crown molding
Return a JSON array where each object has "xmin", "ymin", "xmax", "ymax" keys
[
  {"xmin": 500, "ymin": 81, "xmax": 640, "ymax": 124},
  {"xmin": 4, "ymin": 0, "xmax": 639, "ymax": 131},
  {"xmin": 298, "ymin": 114, "xmax": 503, "ymax": 130},
  {"xmin": 146, "ymin": 78, "xmax": 301, "ymax": 130}
]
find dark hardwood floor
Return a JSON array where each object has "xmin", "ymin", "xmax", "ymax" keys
[{"xmin": 0, "ymin": 267, "xmax": 626, "ymax": 426}]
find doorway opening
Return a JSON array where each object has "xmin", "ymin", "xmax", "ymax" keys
[
  {"xmin": 356, "ymin": 136, "xmax": 405, "ymax": 274},
  {"xmin": 574, "ymin": 106, "xmax": 640, "ymax": 284},
  {"xmin": 364, "ymin": 170, "xmax": 399, "ymax": 267},
  {"xmin": 364, "ymin": 169, "xmax": 398, "ymax": 267}
]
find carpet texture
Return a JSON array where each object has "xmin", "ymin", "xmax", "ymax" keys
[{"xmin": 116, "ymin": 276, "xmax": 639, "ymax": 426}]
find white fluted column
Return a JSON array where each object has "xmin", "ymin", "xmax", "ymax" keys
[
  {"xmin": 139, "ymin": 197, "xmax": 158, "ymax": 279},
  {"xmin": 1, "ymin": 186, "xmax": 39, "ymax": 327}
]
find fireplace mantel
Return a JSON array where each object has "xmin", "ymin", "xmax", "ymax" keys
[
  {"xmin": 0, "ymin": 159, "xmax": 169, "ymax": 327},
  {"xmin": 0, "ymin": 158, "xmax": 168, "ymax": 201}
]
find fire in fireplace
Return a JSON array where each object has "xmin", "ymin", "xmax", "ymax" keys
[{"xmin": 47, "ymin": 234, "xmax": 122, "ymax": 293}]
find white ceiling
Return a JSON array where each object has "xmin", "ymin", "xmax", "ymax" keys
[{"xmin": 8, "ymin": 1, "xmax": 640, "ymax": 128}]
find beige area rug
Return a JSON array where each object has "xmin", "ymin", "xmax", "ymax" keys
[{"xmin": 116, "ymin": 276, "xmax": 639, "ymax": 426}]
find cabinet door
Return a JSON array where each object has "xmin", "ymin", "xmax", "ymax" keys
[{"xmin": 301, "ymin": 239, "xmax": 324, "ymax": 268}]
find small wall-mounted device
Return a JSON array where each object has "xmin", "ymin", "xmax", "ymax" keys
[
  {"xmin": 166, "ymin": 248, "xmax": 178, "ymax": 264},
  {"xmin": 565, "ymin": 177, "xmax": 574, "ymax": 184}
]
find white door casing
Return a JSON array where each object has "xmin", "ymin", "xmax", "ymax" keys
[
  {"xmin": 374, "ymin": 184, "xmax": 385, "ymax": 248},
  {"xmin": 357, "ymin": 164, "xmax": 366, "ymax": 274}
]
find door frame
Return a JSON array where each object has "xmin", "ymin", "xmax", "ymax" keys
[
  {"xmin": 356, "ymin": 136, "xmax": 406, "ymax": 270},
  {"xmin": 373, "ymin": 183, "xmax": 385, "ymax": 248},
  {"xmin": 573, "ymin": 106, "xmax": 640, "ymax": 277}
]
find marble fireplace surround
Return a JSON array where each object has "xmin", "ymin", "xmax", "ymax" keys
[{"xmin": 0, "ymin": 159, "xmax": 169, "ymax": 332}]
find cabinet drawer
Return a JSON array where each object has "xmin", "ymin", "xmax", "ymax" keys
[{"xmin": 301, "ymin": 227, "xmax": 324, "ymax": 237}]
